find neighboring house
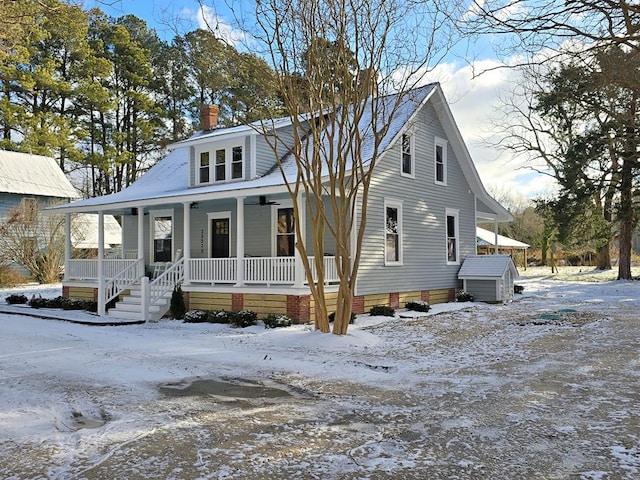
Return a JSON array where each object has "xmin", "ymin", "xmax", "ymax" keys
[
  {"xmin": 51, "ymin": 83, "xmax": 512, "ymax": 321},
  {"xmin": 0, "ymin": 150, "xmax": 121, "ymax": 255},
  {"xmin": 0, "ymin": 150, "xmax": 78, "ymax": 221},
  {"xmin": 476, "ymin": 226, "xmax": 530, "ymax": 269}
]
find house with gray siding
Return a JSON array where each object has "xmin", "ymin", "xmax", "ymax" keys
[
  {"xmin": 51, "ymin": 83, "xmax": 511, "ymax": 322},
  {"xmin": 0, "ymin": 150, "xmax": 78, "ymax": 221}
]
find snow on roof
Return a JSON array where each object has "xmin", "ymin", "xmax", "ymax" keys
[
  {"xmin": 0, "ymin": 150, "xmax": 78, "ymax": 199},
  {"xmin": 51, "ymin": 83, "xmax": 509, "ymax": 222},
  {"xmin": 276, "ymin": 84, "xmax": 437, "ymax": 179},
  {"xmin": 477, "ymin": 227, "xmax": 530, "ymax": 249},
  {"xmin": 71, "ymin": 214, "xmax": 122, "ymax": 248},
  {"xmin": 458, "ymin": 254, "xmax": 519, "ymax": 279}
]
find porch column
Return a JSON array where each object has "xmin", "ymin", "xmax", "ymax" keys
[
  {"xmin": 294, "ymin": 193, "xmax": 304, "ymax": 288},
  {"xmin": 183, "ymin": 202, "xmax": 191, "ymax": 285},
  {"xmin": 64, "ymin": 213, "xmax": 71, "ymax": 281},
  {"xmin": 234, "ymin": 196, "xmax": 245, "ymax": 286},
  {"xmin": 97, "ymin": 211, "xmax": 105, "ymax": 316},
  {"xmin": 493, "ymin": 219, "xmax": 499, "ymax": 255},
  {"xmin": 137, "ymin": 206, "xmax": 144, "ymax": 275}
]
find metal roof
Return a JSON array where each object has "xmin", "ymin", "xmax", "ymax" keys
[
  {"xmin": 458, "ymin": 255, "xmax": 519, "ymax": 279},
  {"xmin": 477, "ymin": 227, "xmax": 530, "ymax": 249},
  {"xmin": 0, "ymin": 150, "xmax": 78, "ymax": 199}
]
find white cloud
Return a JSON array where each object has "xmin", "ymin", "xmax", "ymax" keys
[
  {"xmin": 423, "ymin": 58, "xmax": 557, "ymax": 199},
  {"xmin": 196, "ymin": 5, "xmax": 246, "ymax": 46}
]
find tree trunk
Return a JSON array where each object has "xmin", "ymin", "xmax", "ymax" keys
[
  {"xmin": 596, "ymin": 242, "xmax": 612, "ymax": 270},
  {"xmin": 618, "ymin": 219, "xmax": 633, "ymax": 280}
]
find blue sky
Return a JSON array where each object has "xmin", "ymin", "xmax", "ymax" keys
[{"xmin": 83, "ymin": 0, "xmax": 553, "ymax": 200}]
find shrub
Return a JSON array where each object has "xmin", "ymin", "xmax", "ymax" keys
[
  {"xmin": 456, "ymin": 290, "xmax": 474, "ymax": 302},
  {"xmin": 5, "ymin": 293, "xmax": 28, "ymax": 305},
  {"xmin": 230, "ymin": 310, "xmax": 257, "ymax": 328},
  {"xmin": 263, "ymin": 313, "xmax": 293, "ymax": 329},
  {"xmin": 170, "ymin": 284, "xmax": 186, "ymax": 320},
  {"xmin": 328, "ymin": 311, "xmax": 356, "ymax": 324},
  {"xmin": 405, "ymin": 300, "xmax": 431, "ymax": 313},
  {"xmin": 29, "ymin": 295, "xmax": 49, "ymax": 309},
  {"xmin": 514, "ymin": 284, "xmax": 524, "ymax": 294},
  {"xmin": 207, "ymin": 310, "xmax": 231, "ymax": 324},
  {"xmin": 369, "ymin": 305, "xmax": 395, "ymax": 317},
  {"xmin": 183, "ymin": 310, "xmax": 209, "ymax": 323},
  {"xmin": 61, "ymin": 297, "xmax": 98, "ymax": 310}
]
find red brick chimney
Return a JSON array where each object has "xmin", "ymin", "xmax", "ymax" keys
[{"xmin": 202, "ymin": 104, "xmax": 219, "ymax": 131}]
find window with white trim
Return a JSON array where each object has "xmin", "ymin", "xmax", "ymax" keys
[
  {"xmin": 275, "ymin": 206, "xmax": 295, "ymax": 257},
  {"xmin": 150, "ymin": 209, "xmax": 174, "ymax": 263},
  {"xmin": 199, "ymin": 152, "xmax": 210, "ymax": 183},
  {"xmin": 384, "ymin": 199, "xmax": 403, "ymax": 264},
  {"xmin": 197, "ymin": 143, "xmax": 244, "ymax": 184},
  {"xmin": 446, "ymin": 209, "xmax": 459, "ymax": 264},
  {"xmin": 401, "ymin": 133, "xmax": 414, "ymax": 177},
  {"xmin": 435, "ymin": 137, "xmax": 447, "ymax": 185}
]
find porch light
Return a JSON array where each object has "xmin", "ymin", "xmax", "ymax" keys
[{"xmin": 190, "ymin": 202, "xmax": 199, "ymax": 209}]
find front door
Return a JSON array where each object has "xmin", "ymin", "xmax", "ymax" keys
[{"xmin": 211, "ymin": 218, "xmax": 230, "ymax": 258}]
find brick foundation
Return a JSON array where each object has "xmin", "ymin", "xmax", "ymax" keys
[
  {"xmin": 389, "ymin": 292, "xmax": 400, "ymax": 309},
  {"xmin": 287, "ymin": 295, "xmax": 310, "ymax": 323},
  {"xmin": 232, "ymin": 293, "xmax": 243, "ymax": 312},
  {"xmin": 352, "ymin": 295, "xmax": 365, "ymax": 315}
]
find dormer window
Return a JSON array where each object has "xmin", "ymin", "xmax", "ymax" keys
[
  {"xmin": 197, "ymin": 143, "xmax": 244, "ymax": 185},
  {"xmin": 215, "ymin": 148, "xmax": 226, "ymax": 181},
  {"xmin": 199, "ymin": 152, "xmax": 210, "ymax": 183}
]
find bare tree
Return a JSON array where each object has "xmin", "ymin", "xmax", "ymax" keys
[
  {"xmin": 245, "ymin": 0, "xmax": 459, "ymax": 334},
  {"xmin": 464, "ymin": 0, "xmax": 640, "ymax": 60},
  {"xmin": 0, "ymin": 201, "xmax": 65, "ymax": 284}
]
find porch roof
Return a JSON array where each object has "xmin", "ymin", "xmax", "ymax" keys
[{"xmin": 47, "ymin": 146, "xmax": 291, "ymax": 214}]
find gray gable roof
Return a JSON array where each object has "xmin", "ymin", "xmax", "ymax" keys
[
  {"xmin": 458, "ymin": 255, "xmax": 519, "ymax": 279},
  {"xmin": 50, "ymin": 83, "xmax": 510, "ymax": 222},
  {"xmin": 0, "ymin": 150, "xmax": 77, "ymax": 199}
]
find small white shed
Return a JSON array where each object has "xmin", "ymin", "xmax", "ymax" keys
[{"xmin": 458, "ymin": 255, "xmax": 519, "ymax": 303}]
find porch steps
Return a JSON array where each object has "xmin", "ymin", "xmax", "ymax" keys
[{"xmin": 106, "ymin": 284, "xmax": 171, "ymax": 322}]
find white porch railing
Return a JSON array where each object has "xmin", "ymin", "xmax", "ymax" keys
[
  {"xmin": 187, "ymin": 256, "xmax": 340, "ymax": 285},
  {"xmin": 67, "ymin": 259, "xmax": 139, "ymax": 280},
  {"xmin": 309, "ymin": 256, "xmax": 340, "ymax": 284},
  {"xmin": 148, "ymin": 258, "xmax": 184, "ymax": 307},
  {"xmin": 245, "ymin": 256, "xmax": 296, "ymax": 285},
  {"xmin": 103, "ymin": 258, "xmax": 144, "ymax": 305},
  {"xmin": 68, "ymin": 256, "xmax": 340, "ymax": 287},
  {"xmin": 190, "ymin": 258, "xmax": 237, "ymax": 283}
]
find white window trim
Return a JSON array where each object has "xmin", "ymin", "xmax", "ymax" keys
[
  {"xmin": 435, "ymin": 136, "xmax": 448, "ymax": 186},
  {"xmin": 384, "ymin": 198, "xmax": 403, "ymax": 266},
  {"xmin": 207, "ymin": 211, "xmax": 232, "ymax": 258},
  {"xmin": 149, "ymin": 208, "xmax": 174, "ymax": 265},
  {"xmin": 400, "ymin": 132, "xmax": 415, "ymax": 178},
  {"xmin": 445, "ymin": 208, "xmax": 459, "ymax": 265},
  {"xmin": 195, "ymin": 140, "xmax": 244, "ymax": 186},
  {"xmin": 271, "ymin": 199, "xmax": 298, "ymax": 257}
]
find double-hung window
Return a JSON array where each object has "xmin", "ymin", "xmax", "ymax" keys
[
  {"xmin": 401, "ymin": 133, "xmax": 414, "ymax": 177},
  {"xmin": 275, "ymin": 207, "xmax": 295, "ymax": 256},
  {"xmin": 384, "ymin": 199, "xmax": 403, "ymax": 264},
  {"xmin": 435, "ymin": 137, "xmax": 447, "ymax": 185},
  {"xmin": 446, "ymin": 208, "xmax": 459, "ymax": 264},
  {"xmin": 199, "ymin": 152, "xmax": 210, "ymax": 183}
]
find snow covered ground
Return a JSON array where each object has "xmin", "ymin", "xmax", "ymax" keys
[{"xmin": 0, "ymin": 267, "xmax": 639, "ymax": 479}]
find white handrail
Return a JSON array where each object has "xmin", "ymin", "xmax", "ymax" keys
[
  {"xmin": 103, "ymin": 258, "xmax": 144, "ymax": 305},
  {"xmin": 149, "ymin": 258, "xmax": 184, "ymax": 307}
]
